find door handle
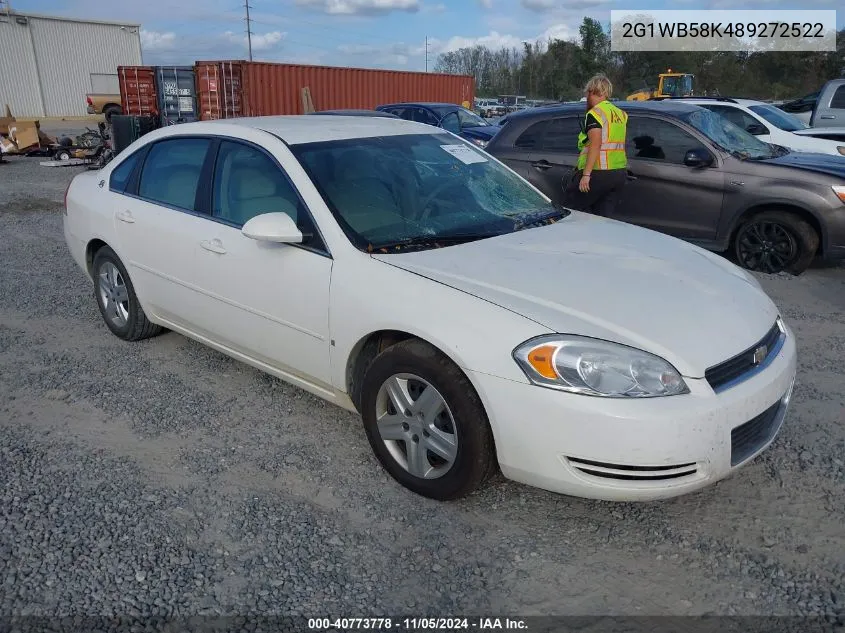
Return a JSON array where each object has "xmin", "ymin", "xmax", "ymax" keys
[
  {"xmin": 626, "ymin": 171, "xmax": 638, "ymax": 181},
  {"xmin": 819, "ymin": 115, "xmax": 835, "ymax": 120},
  {"xmin": 200, "ymin": 239, "xmax": 227, "ymax": 254},
  {"xmin": 531, "ymin": 160, "xmax": 552, "ymax": 170},
  {"xmin": 115, "ymin": 210, "xmax": 135, "ymax": 224}
]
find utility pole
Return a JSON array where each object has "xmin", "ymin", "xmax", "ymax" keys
[
  {"xmin": 425, "ymin": 36, "xmax": 429, "ymax": 72},
  {"xmin": 244, "ymin": 0, "xmax": 253, "ymax": 62}
]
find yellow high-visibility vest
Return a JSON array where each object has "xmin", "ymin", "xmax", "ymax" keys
[{"xmin": 577, "ymin": 100, "xmax": 628, "ymax": 171}]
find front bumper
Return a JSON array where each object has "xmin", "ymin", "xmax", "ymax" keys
[{"xmin": 470, "ymin": 326, "xmax": 797, "ymax": 501}]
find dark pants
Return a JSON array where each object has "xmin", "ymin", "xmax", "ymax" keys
[{"xmin": 565, "ymin": 168, "xmax": 627, "ymax": 217}]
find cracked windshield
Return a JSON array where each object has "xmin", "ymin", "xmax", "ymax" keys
[{"xmin": 292, "ymin": 133, "xmax": 563, "ymax": 252}]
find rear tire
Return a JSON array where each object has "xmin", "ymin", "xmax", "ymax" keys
[
  {"xmin": 733, "ymin": 211, "xmax": 818, "ymax": 275},
  {"xmin": 360, "ymin": 339, "xmax": 496, "ymax": 500},
  {"xmin": 92, "ymin": 246, "xmax": 161, "ymax": 341}
]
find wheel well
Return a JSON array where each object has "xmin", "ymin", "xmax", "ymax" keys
[
  {"xmin": 85, "ymin": 239, "xmax": 108, "ymax": 277},
  {"xmin": 345, "ymin": 330, "xmax": 424, "ymax": 412},
  {"xmin": 104, "ymin": 103, "xmax": 121, "ymax": 112},
  {"xmin": 732, "ymin": 205, "xmax": 824, "ymax": 256}
]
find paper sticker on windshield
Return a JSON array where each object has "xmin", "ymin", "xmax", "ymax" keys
[{"xmin": 440, "ymin": 144, "xmax": 487, "ymax": 165}]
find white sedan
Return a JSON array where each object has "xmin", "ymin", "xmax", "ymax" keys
[
  {"xmin": 686, "ymin": 98, "xmax": 845, "ymax": 156},
  {"xmin": 63, "ymin": 116, "xmax": 797, "ymax": 501}
]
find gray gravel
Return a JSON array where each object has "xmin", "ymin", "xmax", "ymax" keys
[{"xmin": 1, "ymin": 155, "xmax": 844, "ymax": 625}]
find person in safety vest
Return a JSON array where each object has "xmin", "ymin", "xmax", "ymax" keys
[{"xmin": 568, "ymin": 74, "xmax": 628, "ymax": 217}]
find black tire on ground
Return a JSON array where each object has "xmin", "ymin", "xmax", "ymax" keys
[
  {"xmin": 733, "ymin": 210, "xmax": 819, "ymax": 275},
  {"xmin": 103, "ymin": 105, "xmax": 122, "ymax": 124},
  {"xmin": 91, "ymin": 246, "xmax": 162, "ymax": 341},
  {"xmin": 360, "ymin": 339, "xmax": 497, "ymax": 500},
  {"xmin": 56, "ymin": 150, "xmax": 71, "ymax": 161}
]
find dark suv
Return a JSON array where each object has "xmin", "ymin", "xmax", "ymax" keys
[{"xmin": 486, "ymin": 101, "xmax": 845, "ymax": 274}]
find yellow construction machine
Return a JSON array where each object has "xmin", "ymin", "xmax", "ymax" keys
[{"xmin": 626, "ymin": 70, "xmax": 695, "ymax": 101}]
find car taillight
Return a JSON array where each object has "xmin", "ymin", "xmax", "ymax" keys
[{"xmin": 87, "ymin": 96, "xmax": 93, "ymax": 106}]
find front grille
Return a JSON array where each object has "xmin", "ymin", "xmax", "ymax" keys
[
  {"xmin": 567, "ymin": 457, "xmax": 698, "ymax": 482},
  {"xmin": 730, "ymin": 400, "xmax": 782, "ymax": 466},
  {"xmin": 706, "ymin": 322, "xmax": 782, "ymax": 391}
]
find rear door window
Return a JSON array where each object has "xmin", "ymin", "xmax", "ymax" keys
[
  {"xmin": 627, "ymin": 117, "xmax": 704, "ymax": 165},
  {"xmin": 137, "ymin": 138, "xmax": 211, "ymax": 211},
  {"xmin": 541, "ymin": 117, "xmax": 581, "ymax": 152},
  {"xmin": 109, "ymin": 150, "xmax": 142, "ymax": 193},
  {"xmin": 830, "ymin": 86, "xmax": 845, "ymax": 109},
  {"xmin": 514, "ymin": 121, "xmax": 547, "ymax": 149}
]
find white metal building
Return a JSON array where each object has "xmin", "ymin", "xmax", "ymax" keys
[{"xmin": 0, "ymin": 11, "xmax": 142, "ymax": 117}]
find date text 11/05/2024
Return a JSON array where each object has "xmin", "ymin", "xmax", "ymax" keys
[{"xmin": 308, "ymin": 617, "xmax": 528, "ymax": 630}]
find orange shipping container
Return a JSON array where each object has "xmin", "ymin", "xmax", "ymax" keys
[
  {"xmin": 195, "ymin": 60, "xmax": 475, "ymax": 120},
  {"xmin": 118, "ymin": 66, "xmax": 158, "ymax": 117}
]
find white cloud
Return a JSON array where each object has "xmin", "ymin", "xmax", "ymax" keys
[
  {"xmin": 478, "ymin": 0, "xmax": 493, "ymax": 8},
  {"xmin": 538, "ymin": 23, "xmax": 576, "ymax": 42},
  {"xmin": 425, "ymin": 22, "xmax": 576, "ymax": 55},
  {"xmin": 223, "ymin": 30, "xmax": 285, "ymax": 51},
  {"xmin": 522, "ymin": 0, "xmax": 556, "ymax": 12},
  {"xmin": 295, "ymin": 0, "xmax": 419, "ymax": 15},
  {"xmin": 140, "ymin": 29, "xmax": 176, "ymax": 51},
  {"xmin": 422, "ymin": 2, "xmax": 447, "ymax": 13}
]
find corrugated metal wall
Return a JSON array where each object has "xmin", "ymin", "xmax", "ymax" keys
[
  {"xmin": 195, "ymin": 60, "xmax": 476, "ymax": 120},
  {"xmin": 242, "ymin": 63, "xmax": 476, "ymax": 117},
  {"xmin": 0, "ymin": 13, "xmax": 141, "ymax": 117},
  {"xmin": 0, "ymin": 18, "xmax": 43, "ymax": 117}
]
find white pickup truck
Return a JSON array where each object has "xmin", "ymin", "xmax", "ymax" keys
[{"xmin": 779, "ymin": 79, "xmax": 845, "ymax": 128}]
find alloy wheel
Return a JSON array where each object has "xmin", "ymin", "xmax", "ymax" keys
[
  {"xmin": 98, "ymin": 261, "xmax": 130, "ymax": 328},
  {"xmin": 375, "ymin": 374, "xmax": 458, "ymax": 480},
  {"xmin": 736, "ymin": 220, "xmax": 798, "ymax": 273}
]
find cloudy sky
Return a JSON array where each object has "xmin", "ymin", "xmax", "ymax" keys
[{"xmin": 15, "ymin": 0, "xmax": 845, "ymax": 70}]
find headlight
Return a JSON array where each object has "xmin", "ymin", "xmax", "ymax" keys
[
  {"xmin": 513, "ymin": 335, "xmax": 689, "ymax": 398},
  {"xmin": 833, "ymin": 185, "xmax": 845, "ymax": 204},
  {"xmin": 470, "ymin": 138, "xmax": 488, "ymax": 149},
  {"xmin": 837, "ymin": 146, "xmax": 845, "ymax": 156}
]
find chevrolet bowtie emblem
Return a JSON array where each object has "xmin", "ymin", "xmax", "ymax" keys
[{"xmin": 753, "ymin": 345, "xmax": 768, "ymax": 365}]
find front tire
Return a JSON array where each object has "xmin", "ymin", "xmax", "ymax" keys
[
  {"xmin": 360, "ymin": 339, "xmax": 496, "ymax": 500},
  {"xmin": 733, "ymin": 211, "xmax": 818, "ymax": 275},
  {"xmin": 92, "ymin": 246, "xmax": 161, "ymax": 341}
]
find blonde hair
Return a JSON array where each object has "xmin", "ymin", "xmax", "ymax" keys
[{"xmin": 584, "ymin": 74, "xmax": 612, "ymax": 99}]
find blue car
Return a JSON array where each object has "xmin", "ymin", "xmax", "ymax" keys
[{"xmin": 375, "ymin": 102, "xmax": 498, "ymax": 148}]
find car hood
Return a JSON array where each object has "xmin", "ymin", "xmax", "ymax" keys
[
  {"xmin": 373, "ymin": 214, "xmax": 779, "ymax": 377},
  {"xmin": 758, "ymin": 151, "xmax": 845, "ymax": 179},
  {"xmin": 460, "ymin": 126, "xmax": 497, "ymax": 141}
]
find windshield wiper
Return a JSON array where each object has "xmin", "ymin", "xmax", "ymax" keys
[
  {"xmin": 368, "ymin": 231, "xmax": 503, "ymax": 253},
  {"xmin": 513, "ymin": 206, "xmax": 571, "ymax": 230}
]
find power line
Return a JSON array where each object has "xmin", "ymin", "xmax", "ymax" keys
[
  {"xmin": 425, "ymin": 36, "xmax": 429, "ymax": 72},
  {"xmin": 244, "ymin": 0, "xmax": 253, "ymax": 61}
]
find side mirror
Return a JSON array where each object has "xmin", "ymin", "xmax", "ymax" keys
[
  {"xmin": 746, "ymin": 123, "xmax": 767, "ymax": 135},
  {"xmin": 241, "ymin": 212, "xmax": 303, "ymax": 244},
  {"xmin": 683, "ymin": 148, "xmax": 714, "ymax": 168}
]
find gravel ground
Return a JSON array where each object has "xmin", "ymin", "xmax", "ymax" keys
[{"xmin": 1, "ymin": 155, "xmax": 844, "ymax": 628}]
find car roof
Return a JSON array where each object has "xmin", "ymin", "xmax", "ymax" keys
[
  {"xmin": 381, "ymin": 102, "xmax": 462, "ymax": 110},
  {"xmin": 157, "ymin": 115, "xmax": 437, "ymax": 145},
  {"xmin": 501, "ymin": 100, "xmax": 705, "ymax": 123},
  {"xmin": 310, "ymin": 109, "xmax": 399, "ymax": 118},
  {"xmin": 682, "ymin": 97, "xmax": 768, "ymax": 107}
]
